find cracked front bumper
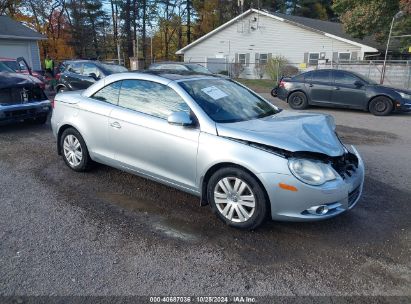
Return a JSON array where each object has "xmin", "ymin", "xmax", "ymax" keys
[{"xmin": 258, "ymin": 146, "xmax": 365, "ymax": 222}]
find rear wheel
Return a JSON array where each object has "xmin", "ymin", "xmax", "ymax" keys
[
  {"xmin": 60, "ymin": 128, "xmax": 91, "ymax": 172},
  {"xmin": 207, "ymin": 167, "xmax": 268, "ymax": 230},
  {"xmin": 271, "ymin": 87, "xmax": 278, "ymax": 97},
  {"xmin": 369, "ymin": 96, "xmax": 393, "ymax": 116},
  {"xmin": 288, "ymin": 91, "xmax": 308, "ymax": 110}
]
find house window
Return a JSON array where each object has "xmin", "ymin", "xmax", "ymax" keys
[
  {"xmin": 309, "ymin": 53, "xmax": 320, "ymax": 65},
  {"xmin": 338, "ymin": 52, "xmax": 351, "ymax": 62},
  {"xmin": 239, "ymin": 54, "xmax": 246, "ymax": 66},
  {"xmin": 259, "ymin": 53, "xmax": 268, "ymax": 65}
]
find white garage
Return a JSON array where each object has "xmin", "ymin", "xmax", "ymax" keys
[{"xmin": 0, "ymin": 16, "xmax": 46, "ymax": 71}]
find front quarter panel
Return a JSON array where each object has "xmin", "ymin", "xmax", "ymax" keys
[{"xmin": 197, "ymin": 132, "xmax": 291, "ymax": 188}]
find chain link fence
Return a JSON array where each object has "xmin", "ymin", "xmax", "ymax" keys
[{"xmin": 184, "ymin": 58, "xmax": 411, "ymax": 90}]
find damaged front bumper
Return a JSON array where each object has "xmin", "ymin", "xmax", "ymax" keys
[
  {"xmin": 257, "ymin": 145, "xmax": 365, "ymax": 221},
  {"xmin": 0, "ymin": 100, "xmax": 51, "ymax": 123}
]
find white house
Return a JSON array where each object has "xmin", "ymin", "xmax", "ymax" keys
[
  {"xmin": 176, "ymin": 9, "xmax": 380, "ymax": 79},
  {"xmin": 0, "ymin": 16, "xmax": 46, "ymax": 70}
]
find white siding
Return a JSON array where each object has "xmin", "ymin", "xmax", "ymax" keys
[{"xmin": 183, "ymin": 12, "xmax": 362, "ymax": 78}]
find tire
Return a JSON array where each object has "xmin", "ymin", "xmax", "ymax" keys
[
  {"xmin": 60, "ymin": 128, "xmax": 91, "ymax": 172},
  {"xmin": 271, "ymin": 87, "xmax": 278, "ymax": 97},
  {"xmin": 207, "ymin": 167, "xmax": 268, "ymax": 230},
  {"xmin": 57, "ymin": 86, "xmax": 67, "ymax": 93},
  {"xmin": 288, "ymin": 91, "xmax": 308, "ymax": 110},
  {"xmin": 34, "ymin": 115, "xmax": 48, "ymax": 124},
  {"xmin": 369, "ymin": 96, "xmax": 393, "ymax": 116}
]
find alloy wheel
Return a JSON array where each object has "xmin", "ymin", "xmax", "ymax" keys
[
  {"xmin": 63, "ymin": 134, "xmax": 83, "ymax": 167},
  {"xmin": 214, "ymin": 177, "xmax": 256, "ymax": 223}
]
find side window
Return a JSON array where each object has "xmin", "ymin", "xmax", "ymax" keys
[
  {"xmin": 293, "ymin": 73, "xmax": 305, "ymax": 82},
  {"xmin": 301, "ymin": 71, "xmax": 312, "ymax": 82},
  {"xmin": 118, "ymin": 80, "xmax": 190, "ymax": 119},
  {"xmin": 68, "ymin": 63, "xmax": 82, "ymax": 74},
  {"xmin": 311, "ymin": 70, "xmax": 331, "ymax": 84},
  {"xmin": 333, "ymin": 71, "xmax": 359, "ymax": 86},
  {"xmin": 91, "ymin": 81, "xmax": 122, "ymax": 105}
]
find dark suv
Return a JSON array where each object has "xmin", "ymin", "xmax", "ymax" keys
[
  {"xmin": 56, "ymin": 60, "xmax": 127, "ymax": 92},
  {"xmin": 275, "ymin": 69, "xmax": 411, "ymax": 116}
]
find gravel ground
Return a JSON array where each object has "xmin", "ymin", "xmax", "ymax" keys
[{"xmin": 0, "ymin": 97, "xmax": 410, "ymax": 299}]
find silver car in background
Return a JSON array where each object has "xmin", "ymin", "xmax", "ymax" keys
[{"xmin": 51, "ymin": 71, "xmax": 364, "ymax": 229}]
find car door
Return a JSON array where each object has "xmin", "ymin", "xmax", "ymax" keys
[
  {"xmin": 108, "ymin": 79, "xmax": 200, "ymax": 190},
  {"xmin": 305, "ymin": 70, "xmax": 333, "ymax": 104},
  {"xmin": 79, "ymin": 81, "xmax": 122, "ymax": 162},
  {"xmin": 331, "ymin": 70, "xmax": 367, "ymax": 109},
  {"xmin": 63, "ymin": 63, "xmax": 83, "ymax": 90}
]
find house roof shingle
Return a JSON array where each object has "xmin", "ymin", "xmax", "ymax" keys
[{"xmin": 0, "ymin": 15, "xmax": 46, "ymax": 40}]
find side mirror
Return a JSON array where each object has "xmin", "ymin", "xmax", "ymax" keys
[
  {"xmin": 167, "ymin": 111, "xmax": 194, "ymax": 126},
  {"xmin": 354, "ymin": 80, "xmax": 364, "ymax": 87},
  {"xmin": 89, "ymin": 72, "xmax": 98, "ymax": 80}
]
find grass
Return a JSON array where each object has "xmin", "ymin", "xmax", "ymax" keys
[{"xmin": 235, "ymin": 78, "xmax": 276, "ymax": 94}]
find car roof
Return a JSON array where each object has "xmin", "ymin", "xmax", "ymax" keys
[
  {"xmin": 136, "ymin": 70, "xmax": 221, "ymax": 80},
  {"xmin": 150, "ymin": 62, "xmax": 204, "ymax": 67}
]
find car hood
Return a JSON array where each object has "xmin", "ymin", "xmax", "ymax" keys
[
  {"xmin": 216, "ymin": 111, "xmax": 345, "ymax": 157},
  {"xmin": 0, "ymin": 72, "xmax": 39, "ymax": 89},
  {"xmin": 374, "ymin": 85, "xmax": 411, "ymax": 94}
]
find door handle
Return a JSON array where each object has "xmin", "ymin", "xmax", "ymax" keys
[
  {"xmin": 334, "ymin": 87, "xmax": 340, "ymax": 90},
  {"xmin": 309, "ymin": 84, "xmax": 313, "ymax": 87},
  {"xmin": 110, "ymin": 121, "xmax": 121, "ymax": 129}
]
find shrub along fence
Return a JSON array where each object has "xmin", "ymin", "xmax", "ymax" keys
[{"xmin": 184, "ymin": 58, "xmax": 411, "ymax": 90}]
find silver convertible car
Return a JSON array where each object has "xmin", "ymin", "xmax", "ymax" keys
[{"xmin": 51, "ymin": 71, "xmax": 364, "ymax": 229}]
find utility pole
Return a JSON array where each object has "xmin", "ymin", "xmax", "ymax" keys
[{"xmin": 381, "ymin": 11, "xmax": 404, "ymax": 84}]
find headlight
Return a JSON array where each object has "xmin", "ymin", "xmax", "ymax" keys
[
  {"xmin": 398, "ymin": 91, "xmax": 411, "ymax": 99},
  {"xmin": 288, "ymin": 158, "xmax": 337, "ymax": 186}
]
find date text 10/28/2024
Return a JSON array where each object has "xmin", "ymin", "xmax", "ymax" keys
[{"xmin": 149, "ymin": 296, "xmax": 257, "ymax": 303}]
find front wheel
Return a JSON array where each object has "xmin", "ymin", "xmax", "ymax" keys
[
  {"xmin": 60, "ymin": 128, "xmax": 91, "ymax": 172},
  {"xmin": 369, "ymin": 96, "xmax": 393, "ymax": 116},
  {"xmin": 207, "ymin": 167, "xmax": 268, "ymax": 230},
  {"xmin": 288, "ymin": 91, "xmax": 308, "ymax": 110},
  {"xmin": 57, "ymin": 86, "xmax": 67, "ymax": 93}
]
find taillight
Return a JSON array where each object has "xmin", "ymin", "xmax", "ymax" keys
[
  {"xmin": 279, "ymin": 80, "xmax": 286, "ymax": 88},
  {"xmin": 51, "ymin": 99, "xmax": 55, "ymax": 109},
  {"xmin": 55, "ymin": 73, "xmax": 61, "ymax": 80}
]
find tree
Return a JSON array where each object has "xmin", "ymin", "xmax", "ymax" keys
[{"xmin": 333, "ymin": 0, "xmax": 411, "ymax": 49}]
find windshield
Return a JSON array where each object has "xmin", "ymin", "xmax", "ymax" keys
[
  {"xmin": 2, "ymin": 60, "xmax": 19, "ymax": 71},
  {"xmin": 0, "ymin": 62, "xmax": 15, "ymax": 72},
  {"xmin": 179, "ymin": 79, "xmax": 277, "ymax": 123},
  {"xmin": 100, "ymin": 63, "xmax": 128, "ymax": 74},
  {"xmin": 186, "ymin": 64, "xmax": 212, "ymax": 74}
]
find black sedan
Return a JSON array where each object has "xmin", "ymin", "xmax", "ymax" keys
[
  {"xmin": 56, "ymin": 60, "xmax": 127, "ymax": 92},
  {"xmin": 274, "ymin": 69, "xmax": 411, "ymax": 116}
]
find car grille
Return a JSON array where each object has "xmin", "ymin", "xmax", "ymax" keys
[
  {"xmin": 331, "ymin": 152, "xmax": 359, "ymax": 180},
  {"xmin": 348, "ymin": 186, "xmax": 361, "ymax": 207},
  {"xmin": 0, "ymin": 86, "xmax": 46, "ymax": 106}
]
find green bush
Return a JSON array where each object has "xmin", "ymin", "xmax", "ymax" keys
[{"xmin": 266, "ymin": 56, "xmax": 288, "ymax": 81}]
